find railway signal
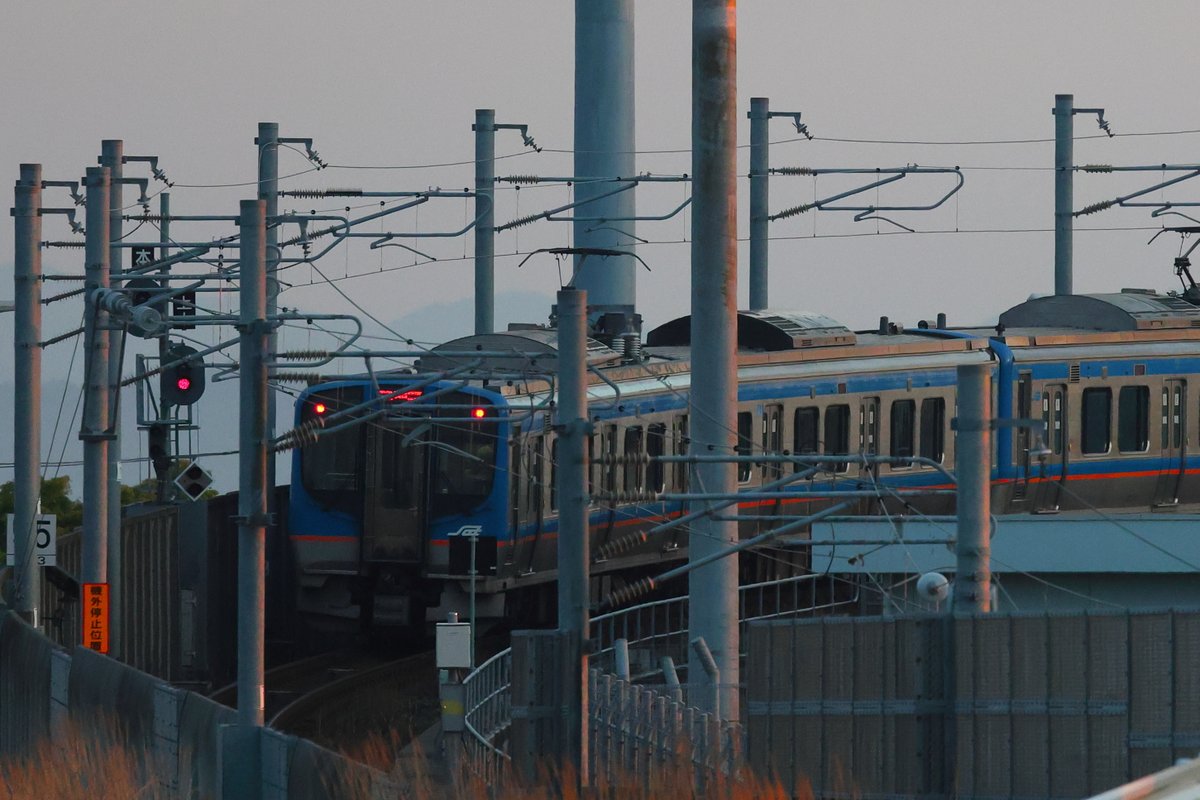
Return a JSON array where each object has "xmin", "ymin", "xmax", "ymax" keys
[{"xmin": 162, "ymin": 343, "xmax": 205, "ymax": 406}]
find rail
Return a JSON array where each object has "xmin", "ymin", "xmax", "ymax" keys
[{"xmin": 460, "ymin": 571, "xmax": 858, "ymax": 778}]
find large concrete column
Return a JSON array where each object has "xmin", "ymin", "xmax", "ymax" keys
[
  {"xmin": 574, "ymin": 0, "xmax": 637, "ymax": 313},
  {"xmin": 12, "ymin": 164, "xmax": 43, "ymax": 624},
  {"xmin": 237, "ymin": 199, "xmax": 268, "ymax": 726},
  {"xmin": 688, "ymin": 0, "xmax": 739, "ymax": 722},
  {"xmin": 81, "ymin": 167, "xmax": 111, "ymax": 586},
  {"xmin": 474, "ymin": 109, "xmax": 496, "ymax": 335},
  {"xmin": 101, "ymin": 140, "xmax": 124, "ymax": 656},
  {"xmin": 1054, "ymin": 94, "xmax": 1073, "ymax": 296},
  {"xmin": 555, "ymin": 286, "xmax": 590, "ymax": 782},
  {"xmin": 954, "ymin": 363, "xmax": 992, "ymax": 613}
]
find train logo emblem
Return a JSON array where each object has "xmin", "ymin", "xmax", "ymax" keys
[{"xmin": 451, "ymin": 525, "xmax": 483, "ymax": 538}]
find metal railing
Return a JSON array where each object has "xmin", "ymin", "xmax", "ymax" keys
[
  {"xmin": 460, "ymin": 571, "xmax": 858, "ymax": 779},
  {"xmin": 461, "ymin": 646, "xmax": 514, "ymax": 782}
]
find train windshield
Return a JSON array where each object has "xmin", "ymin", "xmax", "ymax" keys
[
  {"xmin": 300, "ymin": 386, "xmax": 363, "ymax": 512},
  {"xmin": 428, "ymin": 417, "xmax": 496, "ymax": 516}
]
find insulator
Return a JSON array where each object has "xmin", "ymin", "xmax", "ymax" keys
[
  {"xmin": 273, "ymin": 372, "xmax": 322, "ymax": 383},
  {"xmin": 772, "ymin": 166, "xmax": 816, "ymax": 176},
  {"xmin": 596, "ymin": 531, "xmax": 649, "ymax": 561},
  {"xmin": 499, "ymin": 175, "xmax": 543, "ymax": 185},
  {"xmin": 42, "ymin": 240, "xmax": 86, "ymax": 248},
  {"xmin": 769, "ymin": 203, "xmax": 813, "ymax": 222},
  {"xmin": 1077, "ymin": 200, "xmax": 1114, "ymax": 216},
  {"xmin": 604, "ymin": 577, "xmax": 657, "ymax": 608},
  {"xmin": 502, "ymin": 212, "xmax": 543, "ymax": 230},
  {"xmin": 280, "ymin": 188, "xmax": 361, "ymax": 199},
  {"xmin": 1081, "ymin": 164, "xmax": 1113, "ymax": 173},
  {"xmin": 277, "ymin": 349, "xmax": 330, "ymax": 360}
]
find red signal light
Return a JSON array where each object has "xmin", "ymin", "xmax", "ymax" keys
[
  {"xmin": 472, "ymin": 407, "xmax": 486, "ymax": 419},
  {"xmin": 176, "ymin": 377, "xmax": 192, "ymax": 392},
  {"xmin": 314, "ymin": 402, "xmax": 327, "ymax": 415}
]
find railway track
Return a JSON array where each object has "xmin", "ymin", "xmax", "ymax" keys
[{"xmin": 210, "ymin": 649, "xmax": 440, "ymax": 758}]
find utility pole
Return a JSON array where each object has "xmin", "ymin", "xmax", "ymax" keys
[
  {"xmin": 237, "ymin": 198, "xmax": 269, "ymax": 726},
  {"xmin": 574, "ymin": 0, "xmax": 637, "ymax": 317},
  {"xmin": 474, "ymin": 109, "xmax": 495, "ymax": 335},
  {"xmin": 555, "ymin": 286, "xmax": 590, "ymax": 782},
  {"xmin": 101, "ymin": 140, "xmax": 123, "ymax": 655},
  {"xmin": 81, "ymin": 166, "xmax": 111, "ymax": 586},
  {"xmin": 748, "ymin": 97, "xmax": 769, "ymax": 310},
  {"xmin": 954, "ymin": 363, "xmax": 991, "ymax": 613},
  {"xmin": 688, "ymin": 0, "xmax": 740, "ymax": 721},
  {"xmin": 154, "ymin": 192, "xmax": 173, "ymax": 502},
  {"xmin": 1054, "ymin": 94, "xmax": 1073, "ymax": 296},
  {"xmin": 12, "ymin": 164, "xmax": 43, "ymax": 625},
  {"xmin": 256, "ymin": 124, "xmax": 280, "ymax": 522}
]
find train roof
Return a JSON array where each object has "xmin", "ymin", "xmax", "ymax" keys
[
  {"xmin": 415, "ymin": 328, "xmax": 624, "ymax": 373},
  {"xmin": 999, "ymin": 291, "xmax": 1200, "ymax": 332}
]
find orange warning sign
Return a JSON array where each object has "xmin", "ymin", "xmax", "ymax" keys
[{"xmin": 82, "ymin": 583, "xmax": 109, "ymax": 654}]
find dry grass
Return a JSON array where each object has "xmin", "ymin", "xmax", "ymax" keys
[
  {"xmin": 0, "ymin": 718, "xmax": 162, "ymax": 800},
  {"xmin": 332, "ymin": 729, "xmax": 814, "ymax": 800}
]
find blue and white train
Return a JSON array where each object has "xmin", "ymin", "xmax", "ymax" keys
[{"xmin": 288, "ymin": 291, "xmax": 1200, "ymax": 630}]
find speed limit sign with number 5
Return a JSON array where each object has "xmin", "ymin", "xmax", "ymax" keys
[{"xmin": 5, "ymin": 514, "xmax": 56, "ymax": 567}]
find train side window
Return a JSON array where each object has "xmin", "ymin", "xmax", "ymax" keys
[
  {"xmin": 623, "ymin": 426, "xmax": 645, "ymax": 493},
  {"xmin": 1081, "ymin": 387, "xmax": 1112, "ymax": 454},
  {"xmin": 736, "ymin": 411, "xmax": 753, "ymax": 483},
  {"xmin": 890, "ymin": 399, "xmax": 916, "ymax": 462},
  {"xmin": 550, "ymin": 439, "xmax": 559, "ymax": 511},
  {"xmin": 1118, "ymin": 386, "xmax": 1149, "ymax": 453},
  {"xmin": 824, "ymin": 404, "xmax": 850, "ymax": 473},
  {"xmin": 588, "ymin": 433, "xmax": 597, "ymax": 500},
  {"xmin": 919, "ymin": 397, "xmax": 946, "ymax": 463},
  {"xmin": 674, "ymin": 415, "xmax": 689, "ymax": 492},
  {"xmin": 604, "ymin": 424, "xmax": 619, "ymax": 495},
  {"xmin": 762, "ymin": 404, "xmax": 783, "ymax": 479},
  {"xmin": 527, "ymin": 435, "xmax": 544, "ymax": 515},
  {"xmin": 794, "ymin": 407, "xmax": 819, "ymax": 473},
  {"xmin": 1175, "ymin": 383, "xmax": 1185, "ymax": 449},
  {"xmin": 647, "ymin": 424, "xmax": 667, "ymax": 494}
]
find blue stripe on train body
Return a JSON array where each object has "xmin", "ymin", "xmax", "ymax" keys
[{"xmin": 290, "ymin": 345, "xmax": 1200, "ymax": 544}]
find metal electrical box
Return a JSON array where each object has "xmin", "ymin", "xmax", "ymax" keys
[{"xmin": 436, "ymin": 622, "xmax": 472, "ymax": 669}]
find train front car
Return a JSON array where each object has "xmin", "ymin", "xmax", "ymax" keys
[{"xmin": 289, "ymin": 378, "xmax": 509, "ymax": 634}]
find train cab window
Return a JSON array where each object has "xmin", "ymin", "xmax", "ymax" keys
[
  {"xmin": 301, "ymin": 388, "xmax": 362, "ymax": 510},
  {"xmin": 823, "ymin": 404, "xmax": 851, "ymax": 473},
  {"xmin": 1081, "ymin": 387, "xmax": 1112, "ymax": 454},
  {"xmin": 919, "ymin": 398, "xmax": 946, "ymax": 463},
  {"xmin": 1118, "ymin": 386, "xmax": 1150, "ymax": 453},
  {"xmin": 890, "ymin": 400, "xmax": 916, "ymax": 463},
  {"xmin": 647, "ymin": 424, "xmax": 667, "ymax": 494},
  {"xmin": 623, "ymin": 427, "xmax": 645, "ymax": 493},
  {"xmin": 736, "ymin": 412, "xmax": 753, "ymax": 483},
  {"xmin": 673, "ymin": 415, "xmax": 689, "ymax": 492}
]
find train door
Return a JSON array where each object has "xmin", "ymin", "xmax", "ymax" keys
[
  {"xmin": 1155, "ymin": 380, "xmax": 1186, "ymax": 506},
  {"xmin": 1012, "ymin": 372, "xmax": 1033, "ymax": 504},
  {"xmin": 1034, "ymin": 384, "xmax": 1068, "ymax": 512},
  {"xmin": 363, "ymin": 422, "xmax": 427, "ymax": 563}
]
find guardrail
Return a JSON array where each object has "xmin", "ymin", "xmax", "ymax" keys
[{"xmin": 460, "ymin": 571, "xmax": 857, "ymax": 780}]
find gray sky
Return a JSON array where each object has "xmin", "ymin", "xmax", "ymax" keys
[{"xmin": 2, "ymin": 1, "xmax": 1198, "ymax": 491}]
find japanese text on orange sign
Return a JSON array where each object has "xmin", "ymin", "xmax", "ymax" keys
[{"xmin": 82, "ymin": 583, "xmax": 109, "ymax": 654}]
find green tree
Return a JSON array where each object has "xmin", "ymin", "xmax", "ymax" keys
[{"xmin": 0, "ymin": 476, "xmax": 85, "ymax": 542}]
